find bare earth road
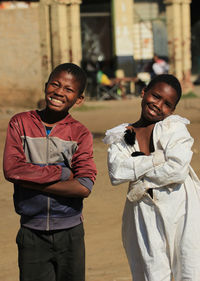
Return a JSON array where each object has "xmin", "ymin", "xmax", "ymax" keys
[{"xmin": 1, "ymin": 97, "xmax": 200, "ymax": 281}]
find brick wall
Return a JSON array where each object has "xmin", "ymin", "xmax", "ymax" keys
[{"xmin": 0, "ymin": 6, "xmax": 43, "ymax": 108}]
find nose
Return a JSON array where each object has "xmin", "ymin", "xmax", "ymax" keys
[
  {"xmin": 154, "ymin": 99, "xmax": 164, "ymax": 111},
  {"xmin": 54, "ymin": 86, "xmax": 64, "ymax": 96}
]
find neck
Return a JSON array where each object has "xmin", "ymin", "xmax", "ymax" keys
[
  {"xmin": 39, "ymin": 108, "xmax": 68, "ymax": 126},
  {"xmin": 133, "ymin": 116, "xmax": 157, "ymax": 128}
]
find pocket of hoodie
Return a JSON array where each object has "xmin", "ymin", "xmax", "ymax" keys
[{"xmin": 14, "ymin": 185, "xmax": 48, "ymax": 217}]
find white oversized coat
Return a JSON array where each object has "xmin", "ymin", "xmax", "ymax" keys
[{"xmin": 103, "ymin": 115, "xmax": 200, "ymax": 281}]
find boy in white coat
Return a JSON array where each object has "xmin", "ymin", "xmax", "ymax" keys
[{"xmin": 103, "ymin": 74, "xmax": 200, "ymax": 281}]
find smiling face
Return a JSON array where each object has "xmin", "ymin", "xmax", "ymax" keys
[
  {"xmin": 45, "ymin": 70, "xmax": 84, "ymax": 114},
  {"xmin": 141, "ymin": 82, "xmax": 178, "ymax": 123}
]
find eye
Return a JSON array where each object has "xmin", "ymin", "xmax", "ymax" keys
[
  {"xmin": 64, "ymin": 87, "xmax": 74, "ymax": 93},
  {"xmin": 50, "ymin": 82, "xmax": 59, "ymax": 88},
  {"xmin": 152, "ymin": 93, "xmax": 160, "ymax": 99},
  {"xmin": 165, "ymin": 102, "xmax": 173, "ymax": 109}
]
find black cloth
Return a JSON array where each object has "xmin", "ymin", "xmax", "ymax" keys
[{"xmin": 16, "ymin": 224, "xmax": 85, "ymax": 281}]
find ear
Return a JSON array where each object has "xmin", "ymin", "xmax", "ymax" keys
[
  {"xmin": 141, "ymin": 88, "xmax": 145, "ymax": 98},
  {"xmin": 44, "ymin": 82, "xmax": 48, "ymax": 93},
  {"xmin": 75, "ymin": 94, "xmax": 84, "ymax": 106}
]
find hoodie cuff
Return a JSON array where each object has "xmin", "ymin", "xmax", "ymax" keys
[{"xmin": 61, "ymin": 167, "xmax": 71, "ymax": 181}]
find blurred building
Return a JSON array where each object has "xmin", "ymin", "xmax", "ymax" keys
[{"xmin": 0, "ymin": 0, "xmax": 194, "ymax": 106}]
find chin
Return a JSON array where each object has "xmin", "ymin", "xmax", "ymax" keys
[
  {"xmin": 145, "ymin": 115, "xmax": 164, "ymax": 123},
  {"xmin": 47, "ymin": 103, "xmax": 63, "ymax": 110}
]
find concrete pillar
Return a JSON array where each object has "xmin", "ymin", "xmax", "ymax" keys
[
  {"xmin": 50, "ymin": 3, "xmax": 70, "ymax": 68},
  {"xmin": 39, "ymin": 0, "xmax": 82, "ymax": 86},
  {"xmin": 111, "ymin": 0, "xmax": 135, "ymax": 77},
  {"xmin": 39, "ymin": 3, "xmax": 52, "ymax": 85},
  {"xmin": 164, "ymin": 0, "xmax": 182, "ymax": 80},
  {"xmin": 67, "ymin": 0, "xmax": 82, "ymax": 65},
  {"xmin": 164, "ymin": 0, "xmax": 193, "ymax": 91},
  {"xmin": 181, "ymin": 0, "xmax": 192, "ymax": 89}
]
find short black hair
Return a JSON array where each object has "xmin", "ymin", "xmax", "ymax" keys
[
  {"xmin": 144, "ymin": 74, "xmax": 182, "ymax": 105},
  {"xmin": 47, "ymin": 63, "xmax": 87, "ymax": 96}
]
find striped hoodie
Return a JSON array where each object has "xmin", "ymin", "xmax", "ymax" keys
[{"xmin": 3, "ymin": 110, "xmax": 97, "ymax": 231}]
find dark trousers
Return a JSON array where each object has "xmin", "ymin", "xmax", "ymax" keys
[{"xmin": 16, "ymin": 224, "xmax": 85, "ymax": 281}]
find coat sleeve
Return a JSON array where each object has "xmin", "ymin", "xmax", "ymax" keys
[
  {"xmin": 143, "ymin": 120, "xmax": 193, "ymax": 188},
  {"xmin": 107, "ymin": 141, "xmax": 165, "ymax": 185},
  {"xmin": 71, "ymin": 127, "xmax": 97, "ymax": 183},
  {"xmin": 107, "ymin": 118, "xmax": 193, "ymax": 188},
  {"xmin": 3, "ymin": 117, "xmax": 65, "ymax": 184}
]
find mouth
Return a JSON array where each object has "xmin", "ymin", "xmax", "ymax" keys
[
  {"xmin": 48, "ymin": 97, "xmax": 64, "ymax": 106},
  {"xmin": 146, "ymin": 104, "xmax": 163, "ymax": 119},
  {"xmin": 148, "ymin": 105, "xmax": 159, "ymax": 114}
]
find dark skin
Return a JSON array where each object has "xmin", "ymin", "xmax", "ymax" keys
[
  {"xmin": 127, "ymin": 82, "xmax": 178, "ymax": 155},
  {"xmin": 40, "ymin": 70, "xmax": 84, "ymax": 125},
  {"xmin": 20, "ymin": 70, "xmax": 91, "ymax": 198}
]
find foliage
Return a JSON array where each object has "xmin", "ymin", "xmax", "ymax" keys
[
  {"xmin": 181, "ymin": 91, "xmax": 197, "ymax": 99},
  {"xmin": 72, "ymin": 104, "xmax": 105, "ymax": 112}
]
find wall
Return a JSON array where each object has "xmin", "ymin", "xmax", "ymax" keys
[
  {"xmin": 133, "ymin": 2, "xmax": 168, "ymax": 73},
  {"xmin": 0, "ymin": 5, "xmax": 43, "ymax": 108}
]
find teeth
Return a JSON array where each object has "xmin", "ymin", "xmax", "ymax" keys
[{"xmin": 49, "ymin": 97, "xmax": 63, "ymax": 104}]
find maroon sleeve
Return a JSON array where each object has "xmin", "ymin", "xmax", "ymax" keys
[
  {"xmin": 3, "ymin": 117, "xmax": 62, "ymax": 184},
  {"xmin": 71, "ymin": 127, "xmax": 97, "ymax": 182}
]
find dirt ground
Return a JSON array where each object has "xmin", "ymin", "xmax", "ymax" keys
[{"xmin": 1, "ymin": 95, "xmax": 200, "ymax": 281}]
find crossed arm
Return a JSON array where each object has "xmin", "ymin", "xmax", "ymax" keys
[
  {"xmin": 19, "ymin": 177, "xmax": 91, "ymax": 198},
  {"xmin": 3, "ymin": 119, "xmax": 95, "ymax": 198},
  {"xmin": 108, "ymin": 121, "xmax": 193, "ymax": 189}
]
